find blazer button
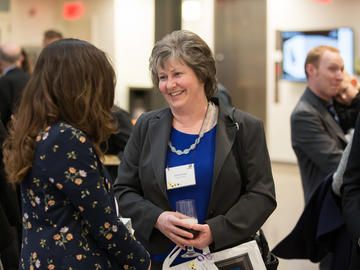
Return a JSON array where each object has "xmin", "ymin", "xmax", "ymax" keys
[{"xmin": 209, "ymin": 210, "xmax": 214, "ymax": 217}]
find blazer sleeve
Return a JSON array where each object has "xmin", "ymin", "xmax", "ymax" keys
[
  {"xmin": 207, "ymin": 113, "xmax": 276, "ymax": 250},
  {"xmin": 291, "ymin": 108, "xmax": 343, "ymax": 175},
  {"xmin": 40, "ymin": 126, "xmax": 150, "ymax": 269},
  {"xmin": 342, "ymin": 115, "xmax": 360, "ymax": 243},
  {"xmin": 113, "ymin": 114, "xmax": 165, "ymax": 246}
]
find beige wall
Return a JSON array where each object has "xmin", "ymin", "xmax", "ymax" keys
[
  {"xmin": 5, "ymin": 0, "xmax": 155, "ymax": 110},
  {"xmin": 113, "ymin": 0, "xmax": 154, "ymax": 110},
  {"xmin": 10, "ymin": 0, "xmax": 62, "ymax": 46},
  {"xmin": 181, "ymin": 0, "xmax": 214, "ymax": 52}
]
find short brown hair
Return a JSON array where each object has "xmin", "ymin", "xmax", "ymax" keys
[
  {"xmin": 149, "ymin": 30, "xmax": 217, "ymax": 99},
  {"xmin": 304, "ymin": 45, "xmax": 340, "ymax": 78},
  {"xmin": 3, "ymin": 39, "xmax": 116, "ymax": 183},
  {"xmin": 44, "ymin": 29, "xmax": 63, "ymax": 40}
]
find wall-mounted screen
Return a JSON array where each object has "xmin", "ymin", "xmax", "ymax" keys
[{"xmin": 282, "ymin": 27, "xmax": 354, "ymax": 82}]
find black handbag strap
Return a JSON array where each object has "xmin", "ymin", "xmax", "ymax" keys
[{"xmin": 230, "ymin": 107, "xmax": 248, "ymax": 190}]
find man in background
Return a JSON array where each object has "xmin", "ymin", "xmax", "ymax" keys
[
  {"xmin": 0, "ymin": 41, "xmax": 30, "ymax": 128},
  {"xmin": 291, "ymin": 45, "xmax": 347, "ymax": 270},
  {"xmin": 43, "ymin": 29, "xmax": 63, "ymax": 47},
  {"xmin": 291, "ymin": 45, "xmax": 347, "ymax": 204}
]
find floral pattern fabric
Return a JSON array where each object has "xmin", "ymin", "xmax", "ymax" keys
[{"xmin": 19, "ymin": 122, "xmax": 150, "ymax": 270}]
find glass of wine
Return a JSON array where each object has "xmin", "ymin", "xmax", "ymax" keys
[{"xmin": 176, "ymin": 199, "xmax": 201, "ymax": 258}]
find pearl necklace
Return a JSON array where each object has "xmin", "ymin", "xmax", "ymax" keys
[{"xmin": 168, "ymin": 101, "xmax": 217, "ymax": 155}]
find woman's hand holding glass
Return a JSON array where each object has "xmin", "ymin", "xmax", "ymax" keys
[
  {"xmin": 175, "ymin": 199, "xmax": 202, "ymax": 258},
  {"xmin": 187, "ymin": 223, "xmax": 214, "ymax": 250},
  {"xmin": 155, "ymin": 211, "xmax": 196, "ymax": 250}
]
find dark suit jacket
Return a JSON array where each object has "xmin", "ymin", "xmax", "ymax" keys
[
  {"xmin": 342, "ymin": 115, "xmax": 360, "ymax": 270},
  {"xmin": 0, "ymin": 67, "xmax": 30, "ymax": 127},
  {"xmin": 114, "ymin": 98, "xmax": 276, "ymax": 255},
  {"xmin": 0, "ymin": 120, "xmax": 21, "ymax": 269},
  {"xmin": 291, "ymin": 87, "xmax": 347, "ymax": 203}
]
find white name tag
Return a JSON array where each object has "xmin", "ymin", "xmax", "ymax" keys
[{"xmin": 166, "ymin": 163, "xmax": 196, "ymax": 190}]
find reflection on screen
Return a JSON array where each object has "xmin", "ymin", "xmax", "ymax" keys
[{"xmin": 282, "ymin": 27, "xmax": 354, "ymax": 82}]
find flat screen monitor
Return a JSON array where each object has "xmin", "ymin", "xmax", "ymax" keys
[{"xmin": 282, "ymin": 27, "xmax": 354, "ymax": 82}]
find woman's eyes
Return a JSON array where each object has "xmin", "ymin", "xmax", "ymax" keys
[{"xmin": 159, "ymin": 72, "xmax": 182, "ymax": 80}]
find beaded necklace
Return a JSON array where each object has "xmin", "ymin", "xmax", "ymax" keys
[{"xmin": 168, "ymin": 101, "xmax": 217, "ymax": 155}]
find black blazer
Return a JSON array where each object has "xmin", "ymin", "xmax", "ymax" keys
[
  {"xmin": 0, "ymin": 67, "xmax": 30, "ymax": 127},
  {"xmin": 342, "ymin": 115, "xmax": 360, "ymax": 270},
  {"xmin": 291, "ymin": 87, "xmax": 347, "ymax": 202},
  {"xmin": 114, "ymin": 98, "xmax": 276, "ymax": 254}
]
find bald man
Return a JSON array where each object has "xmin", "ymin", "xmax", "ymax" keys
[{"xmin": 0, "ymin": 41, "xmax": 30, "ymax": 127}]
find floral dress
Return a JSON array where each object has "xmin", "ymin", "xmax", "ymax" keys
[{"xmin": 19, "ymin": 122, "xmax": 150, "ymax": 270}]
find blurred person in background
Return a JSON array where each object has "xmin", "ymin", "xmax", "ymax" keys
[
  {"xmin": 114, "ymin": 30, "xmax": 276, "ymax": 269},
  {"xmin": 333, "ymin": 71, "xmax": 360, "ymax": 134},
  {"xmin": 290, "ymin": 45, "xmax": 345, "ymax": 270},
  {"xmin": 102, "ymin": 105, "xmax": 133, "ymax": 180},
  {"xmin": 42, "ymin": 29, "xmax": 63, "ymax": 47},
  {"xmin": 214, "ymin": 82, "xmax": 232, "ymax": 108},
  {"xmin": 20, "ymin": 48, "xmax": 33, "ymax": 74},
  {"xmin": 0, "ymin": 41, "xmax": 30, "ymax": 128},
  {"xmin": 3, "ymin": 38, "xmax": 150, "ymax": 270},
  {"xmin": 0, "ymin": 43, "xmax": 30, "ymax": 266},
  {"xmin": 0, "ymin": 120, "xmax": 21, "ymax": 270}
]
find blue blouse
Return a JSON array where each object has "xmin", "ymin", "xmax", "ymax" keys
[
  {"xmin": 152, "ymin": 125, "xmax": 216, "ymax": 263},
  {"xmin": 166, "ymin": 126, "xmax": 216, "ymax": 224}
]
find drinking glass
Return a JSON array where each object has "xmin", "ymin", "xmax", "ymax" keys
[{"xmin": 176, "ymin": 199, "xmax": 201, "ymax": 258}]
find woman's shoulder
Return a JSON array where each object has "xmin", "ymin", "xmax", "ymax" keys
[
  {"xmin": 134, "ymin": 107, "xmax": 171, "ymax": 127},
  {"xmin": 35, "ymin": 122, "xmax": 90, "ymax": 149},
  {"xmin": 226, "ymin": 107, "xmax": 263, "ymax": 127},
  {"xmin": 138, "ymin": 107, "xmax": 171, "ymax": 120}
]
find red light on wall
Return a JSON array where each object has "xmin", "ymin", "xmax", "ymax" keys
[
  {"xmin": 63, "ymin": 2, "xmax": 85, "ymax": 20},
  {"xmin": 314, "ymin": 0, "xmax": 331, "ymax": 3}
]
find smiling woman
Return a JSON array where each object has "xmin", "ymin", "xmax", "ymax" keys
[
  {"xmin": 157, "ymin": 57, "xmax": 207, "ymax": 130},
  {"xmin": 114, "ymin": 30, "xmax": 276, "ymax": 269}
]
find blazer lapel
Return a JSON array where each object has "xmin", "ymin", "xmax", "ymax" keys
[
  {"xmin": 323, "ymin": 111, "xmax": 348, "ymax": 144},
  {"xmin": 148, "ymin": 109, "xmax": 173, "ymax": 201},
  {"xmin": 210, "ymin": 100, "xmax": 238, "ymax": 202}
]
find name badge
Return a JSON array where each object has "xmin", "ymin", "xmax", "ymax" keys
[{"xmin": 166, "ymin": 163, "xmax": 196, "ymax": 190}]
